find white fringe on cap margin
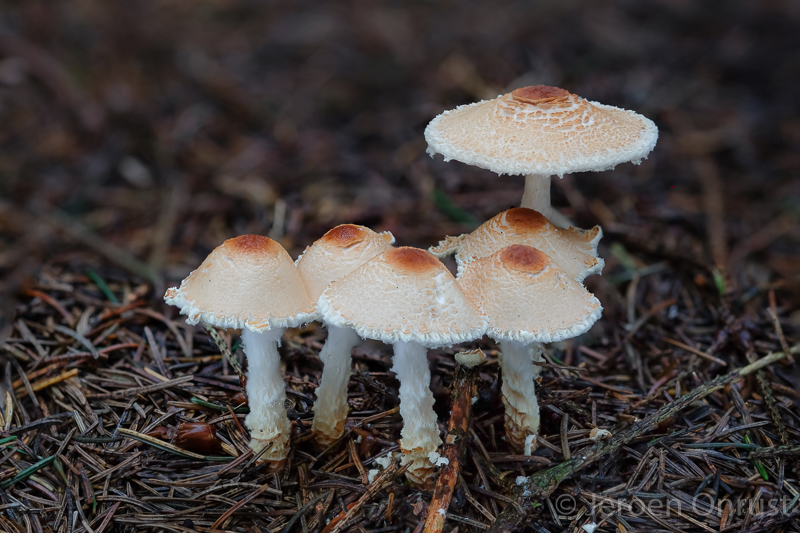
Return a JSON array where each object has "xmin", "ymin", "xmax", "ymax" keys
[
  {"xmin": 317, "ymin": 288, "xmax": 488, "ymax": 349},
  {"xmin": 488, "ymin": 296, "xmax": 603, "ymax": 344},
  {"xmin": 425, "ymin": 95, "xmax": 659, "ymax": 179},
  {"xmin": 165, "ymin": 284, "xmax": 317, "ymax": 332}
]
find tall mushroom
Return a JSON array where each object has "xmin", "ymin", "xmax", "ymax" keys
[
  {"xmin": 458, "ymin": 245, "xmax": 601, "ymax": 454},
  {"xmin": 164, "ymin": 235, "xmax": 315, "ymax": 466},
  {"xmin": 295, "ymin": 224, "xmax": 395, "ymax": 447},
  {"xmin": 425, "ymin": 85, "xmax": 658, "ymax": 227},
  {"xmin": 318, "ymin": 247, "xmax": 487, "ymax": 487},
  {"xmin": 430, "ymin": 207, "xmax": 603, "ymax": 283}
]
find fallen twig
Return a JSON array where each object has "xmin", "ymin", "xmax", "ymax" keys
[
  {"xmin": 329, "ymin": 461, "xmax": 409, "ymax": 533},
  {"xmin": 423, "ymin": 354, "xmax": 481, "ymax": 533},
  {"xmin": 204, "ymin": 323, "xmax": 246, "ymax": 387},
  {"xmin": 86, "ymin": 374, "xmax": 193, "ymax": 400}
]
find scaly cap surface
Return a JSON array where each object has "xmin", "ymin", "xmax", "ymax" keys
[
  {"xmin": 425, "ymin": 85, "xmax": 658, "ymax": 178},
  {"xmin": 458, "ymin": 245, "xmax": 602, "ymax": 343},
  {"xmin": 430, "ymin": 208, "xmax": 603, "ymax": 282},
  {"xmin": 296, "ymin": 224, "xmax": 395, "ymax": 301},
  {"xmin": 164, "ymin": 235, "xmax": 315, "ymax": 331},
  {"xmin": 318, "ymin": 247, "xmax": 487, "ymax": 348}
]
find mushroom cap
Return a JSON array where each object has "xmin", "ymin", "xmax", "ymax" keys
[
  {"xmin": 458, "ymin": 245, "xmax": 602, "ymax": 344},
  {"xmin": 318, "ymin": 247, "xmax": 487, "ymax": 348},
  {"xmin": 425, "ymin": 85, "xmax": 658, "ymax": 178},
  {"xmin": 296, "ymin": 224, "xmax": 395, "ymax": 301},
  {"xmin": 430, "ymin": 208, "xmax": 603, "ymax": 282},
  {"xmin": 164, "ymin": 235, "xmax": 315, "ymax": 332}
]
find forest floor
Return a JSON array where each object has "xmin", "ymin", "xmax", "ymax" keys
[{"xmin": 0, "ymin": 1, "xmax": 799, "ymax": 532}]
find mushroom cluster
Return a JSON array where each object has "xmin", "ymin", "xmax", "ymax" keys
[
  {"xmin": 425, "ymin": 84, "xmax": 657, "ymax": 453},
  {"xmin": 164, "ymin": 85, "xmax": 657, "ymax": 486}
]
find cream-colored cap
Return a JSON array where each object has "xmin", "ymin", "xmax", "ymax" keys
[
  {"xmin": 318, "ymin": 247, "xmax": 487, "ymax": 348},
  {"xmin": 425, "ymin": 85, "xmax": 658, "ymax": 178},
  {"xmin": 430, "ymin": 208, "xmax": 603, "ymax": 282},
  {"xmin": 165, "ymin": 235, "xmax": 315, "ymax": 332},
  {"xmin": 458, "ymin": 245, "xmax": 602, "ymax": 344},
  {"xmin": 296, "ymin": 224, "xmax": 395, "ymax": 301}
]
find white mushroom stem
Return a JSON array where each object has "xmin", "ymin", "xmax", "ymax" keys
[
  {"xmin": 522, "ymin": 174, "xmax": 573, "ymax": 229},
  {"xmin": 242, "ymin": 328, "xmax": 292, "ymax": 463},
  {"xmin": 498, "ymin": 340, "xmax": 544, "ymax": 455},
  {"xmin": 312, "ymin": 325, "xmax": 361, "ymax": 447},
  {"xmin": 521, "ymin": 174, "xmax": 551, "ymax": 214},
  {"xmin": 391, "ymin": 341, "xmax": 442, "ymax": 487}
]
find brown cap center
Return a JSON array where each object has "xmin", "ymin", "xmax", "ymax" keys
[
  {"xmin": 323, "ymin": 224, "xmax": 366, "ymax": 247},
  {"xmin": 511, "ymin": 85, "xmax": 570, "ymax": 105},
  {"xmin": 505, "ymin": 208, "xmax": 549, "ymax": 231},
  {"xmin": 500, "ymin": 245, "xmax": 549, "ymax": 273},
  {"xmin": 386, "ymin": 247, "xmax": 441, "ymax": 273},
  {"xmin": 226, "ymin": 234, "xmax": 277, "ymax": 255}
]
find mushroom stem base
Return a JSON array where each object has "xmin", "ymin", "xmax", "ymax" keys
[
  {"xmin": 522, "ymin": 174, "xmax": 574, "ymax": 229},
  {"xmin": 312, "ymin": 325, "xmax": 361, "ymax": 447},
  {"xmin": 400, "ymin": 453, "xmax": 437, "ymax": 491},
  {"xmin": 242, "ymin": 328, "xmax": 291, "ymax": 463},
  {"xmin": 391, "ymin": 341, "xmax": 442, "ymax": 486},
  {"xmin": 499, "ymin": 340, "xmax": 543, "ymax": 455}
]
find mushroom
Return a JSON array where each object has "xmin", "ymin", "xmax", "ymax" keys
[
  {"xmin": 425, "ymin": 85, "xmax": 658, "ymax": 227},
  {"xmin": 295, "ymin": 224, "xmax": 395, "ymax": 447},
  {"xmin": 318, "ymin": 247, "xmax": 487, "ymax": 486},
  {"xmin": 458, "ymin": 245, "xmax": 601, "ymax": 454},
  {"xmin": 430, "ymin": 207, "xmax": 603, "ymax": 283},
  {"xmin": 164, "ymin": 235, "xmax": 315, "ymax": 466}
]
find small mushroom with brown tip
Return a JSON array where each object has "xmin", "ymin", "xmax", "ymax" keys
[
  {"xmin": 425, "ymin": 85, "xmax": 658, "ymax": 227},
  {"xmin": 164, "ymin": 235, "xmax": 315, "ymax": 466},
  {"xmin": 430, "ymin": 207, "xmax": 603, "ymax": 283},
  {"xmin": 295, "ymin": 224, "xmax": 395, "ymax": 447},
  {"xmin": 318, "ymin": 247, "xmax": 487, "ymax": 487},
  {"xmin": 458, "ymin": 245, "xmax": 602, "ymax": 454}
]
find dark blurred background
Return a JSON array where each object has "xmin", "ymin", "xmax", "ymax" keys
[{"xmin": 1, "ymin": 0, "xmax": 799, "ymax": 335}]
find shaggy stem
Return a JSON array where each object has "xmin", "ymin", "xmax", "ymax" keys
[
  {"xmin": 521, "ymin": 174, "xmax": 573, "ymax": 228},
  {"xmin": 391, "ymin": 341, "xmax": 442, "ymax": 487},
  {"xmin": 312, "ymin": 325, "xmax": 361, "ymax": 447},
  {"xmin": 499, "ymin": 340, "xmax": 543, "ymax": 455},
  {"xmin": 242, "ymin": 328, "xmax": 291, "ymax": 463}
]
